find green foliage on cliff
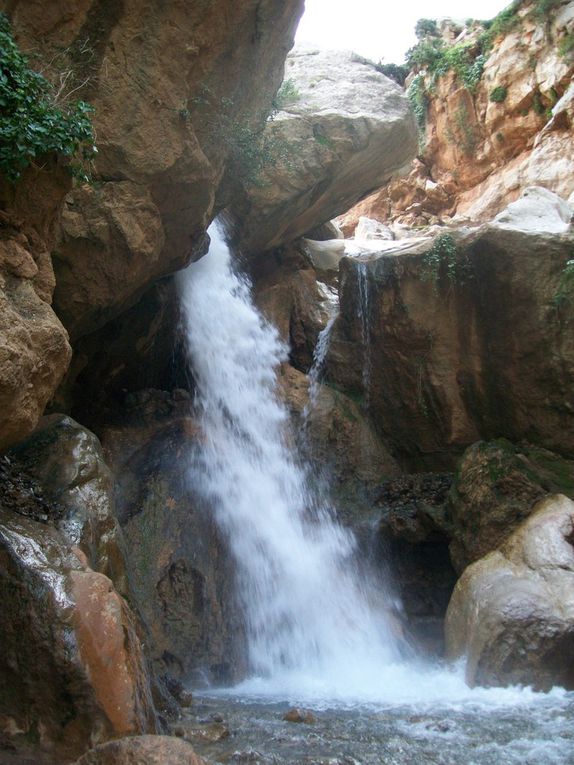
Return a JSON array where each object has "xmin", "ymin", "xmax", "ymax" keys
[
  {"xmin": 272, "ymin": 78, "xmax": 300, "ymax": 111},
  {"xmin": 0, "ymin": 12, "xmax": 96, "ymax": 182},
  {"xmin": 552, "ymin": 259, "xmax": 574, "ymax": 310},
  {"xmin": 406, "ymin": 34, "xmax": 485, "ymax": 93},
  {"xmin": 489, "ymin": 86, "xmax": 508, "ymax": 103},
  {"xmin": 406, "ymin": 74, "xmax": 428, "ymax": 140},
  {"xmin": 422, "ymin": 233, "xmax": 471, "ymax": 289}
]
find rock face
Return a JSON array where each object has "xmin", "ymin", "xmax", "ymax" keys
[
  {"xmin": 233, "ymin": 47, "xmax": 418, "ymax": 253},
  {"xmin": 327, "ymin": 215, "xmax": 574, "ymax": 469},
  {"xmin": 74, "ymin": 735, "xmax": 206, "ymax": 765},
  {"xmin": 0, "ymin": 503, "xmax": 156, "ymax": 760},
  {"xmin": 7, "ymin": 414, "xmax": 129, "ymax": 593},
  {"xmin": 339, "ymin": 0, "xmax": 574, "ymax": 231},
  {"xmin": 100, "ymin": 391, "xmax": 244, "ymax": 685},
  {"xmin": 445, "ymin": 494, "xmax": 574, "ymax": 690},
  {"xmin": 4, "ymin": 0, "xmax": 304, "ymax": 339},
  {"xmin": 444, "ymin": 439, "xmax": 574, "ymax": 573},
  {"xmin": 0, "ymin": 168, "xmax": 72, "ymax": 452}
]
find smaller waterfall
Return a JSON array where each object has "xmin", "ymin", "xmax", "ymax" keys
[
  {"xmin": 306, "ymin": 312, "xmax": 337, "ymax": 415},
  {"xmin": 356, "ymin": 262, "xmax": 372, "ymax": 406}
]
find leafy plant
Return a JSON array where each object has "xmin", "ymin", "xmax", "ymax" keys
[
  {"xmin": 407, "ymin": 74, "xmax": 428, "ymax": 139},
  {"xmin": 558, "ymin": 32, "xmax": 574, "ymax": 58},
  {"xmin": 479, "ymin": 2, "xmax": 521, "ymax": 51},
  {"xmin": 534, "ymin": 0, "xmax": 561, "ymax": 21},
  {"xmin": 376, "ymin": 62, "xmax": 409, "ymax": 86},
  {"xmin": 0, "ymin": 12, "xmax": 96, "ymax": 182},
  {"xmin": 415, "ymin": 18, "xmax": 440, "ymax": 39},
  {"xmin": 490, "ymin": 85, "xmax": 508, "ymax": 103},
  {"xmin": 421, "ymin": 233, "xmax": 470, "ymax": 289},
  {"xmin": 551, "ymin": 259, "xmax": 574, "ymax": 310},
  {"xmin": 272, "ymin": 78, "xmax": 300, "ymax": 111}
]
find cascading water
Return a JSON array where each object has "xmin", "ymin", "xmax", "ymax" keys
[
  {"xmin": 178, "ymin": 223, "xmax": 402, "ymax": 693},
  {"xmin": 357, "ymin": 261, "xmax": 372, "ymax": 405}
]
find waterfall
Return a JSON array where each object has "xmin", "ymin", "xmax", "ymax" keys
[
  {"xmin": 178, "ymin": 223, "xmax": 402, "ymax": 692},
  {"xmin": 305, "ymin": 311, "xmax": 337, "ymax": 416},
  {"xmin": 357, "ymin": 261, "xmax": 371, "ymax": 405}
]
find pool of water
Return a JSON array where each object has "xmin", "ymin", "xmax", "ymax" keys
[{"xmin": 182, "ymin": 668, "xmax": 574, "ymax": 765}]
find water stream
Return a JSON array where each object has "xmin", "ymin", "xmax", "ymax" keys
[{"xmin": 177, "ymin": 224, "xmax": 574, "ymax": 762}]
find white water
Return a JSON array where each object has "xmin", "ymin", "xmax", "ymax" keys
[
  {"xmin": 178, "ymin": 224, "xmax": 573, "ymax": 728},
  {"xmin": 178, "ymin": 223, "xmax": 401, "ymax": 688}
]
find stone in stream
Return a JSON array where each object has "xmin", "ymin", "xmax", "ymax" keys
[
  {"xmin": 282, "ymin": 708, "xmax": 317, "ymax": 724},
  {"xmin": 446, "ymin": 494, "xmax": 574, "ymax": 690},
  {"xmin": 73, "ymin": 735, "xmax": 207, "ymax": 765}
]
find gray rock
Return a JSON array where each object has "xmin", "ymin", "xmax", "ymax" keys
[
  {"xmin": 492, "ymin": 186, "xmax": 573, "ymax": 234},
  {"xmin": 445, "ymin": 494, "xmax": 574, "ymax": 690},
  {"xmin": 235, "ymin": 47, "xmax": 417, "ymax": 253}
]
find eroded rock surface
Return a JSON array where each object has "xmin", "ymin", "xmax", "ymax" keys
[
  {"xmin": 328, "ymin": 219, "xmax": 574, "ymax": 469},
  {"xmin": 234, "ymin": 47, "xmax": 417, "ymax": 253},
  {"xmin": 446, "ymin": 494, "xmax": 574, "ymax": 690}
]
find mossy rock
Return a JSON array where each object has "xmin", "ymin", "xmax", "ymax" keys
[{"xmin": 443, "ymin": 439, "xmax": 574, "ymax": 572}]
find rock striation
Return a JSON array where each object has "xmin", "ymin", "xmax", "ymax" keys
[
  {"xmin": 445, "ymin": 494, "xmax": 574, "ymax": 690},
  {"xmin": 233, "ymin": 47, "xmax": 418, "ymax": 253}
]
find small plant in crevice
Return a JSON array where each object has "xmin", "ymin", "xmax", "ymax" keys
[
  {"xmin": 489, "ymin": 86, "xmax": 508, "ymax": 103},
  {"xmin": 0, "ymin": 12, "xmax": 96, "ymax": 182},
  {"xmin": 551, "ymin": 258, "xmax": 574, "ymax": 312},
  {"xmin": 421, "ymin": 233, "xmax": 471, "ymax": 290},
  {"xmin": 271, "ymin": 78, "xmax": 300, "ymax": 111}
]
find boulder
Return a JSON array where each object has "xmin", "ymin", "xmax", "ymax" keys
[
  {"xmin": 492, "ymin": 186, "xmax": 572, "ymax": 234},
  {"xmin": 73, "ymin": 735, "xmax": 206, "ymax": 765},
  {"xmin": 445, "ymin": 494, "xmax": 574, "ymax": 690},
  {"xmin": 444, "ymin": 439, "xmax": 574, "ymax": 573},
  {"xmin": 7, "ymin": 414, "xmax": 129, "ymax": 594},
  {"xmin": 0, "ymin": 502, "xmax": 156, "ymax": 761},
  {"xmin": 233, "ymin": 47, "xmax": 417, "ymax": 253},
  {"xmin": 354, "ymin": 216, "xmax": 395, "ymax": 241}
]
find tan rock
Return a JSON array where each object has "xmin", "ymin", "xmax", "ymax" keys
[
  {"xmin": 445, "ymin": 494, "xmax": 574, "ymax": 690},
  {"xmin": 73, "ymin": 735, "xmax": 206, "ymax": 765}
]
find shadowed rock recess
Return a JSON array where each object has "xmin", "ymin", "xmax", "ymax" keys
[{"xmin": 1, "ymin": 0, "xmax": 574, "ymax": 762}]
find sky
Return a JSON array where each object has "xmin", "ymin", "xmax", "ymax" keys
[{"xmin": 295, "ymin": 0, "xmax": 512, "ymax": 63}]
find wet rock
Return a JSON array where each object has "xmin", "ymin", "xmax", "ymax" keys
[
  {"xmin": 234, "ymin": 47, "xmax": 417, "ymax": 253},
  {"xmin": 283, "ymin": 708, "xmax": 316, "ymax": 724},
  {"xmin": 0, "ymin": 506, "xmax": 156, "ymax": 760},
  {"xmin": 73, "ymin": 735, "xmax": 206, "ymax": 765},
  {"xmin": 444, "ymin": 439, "xmax": 574, "ymax": 573},
  {"xmin": 446, "ymin": 494, "xmax": 574, "ymax": 690},
  {"xmin": 176, "ymin": 721, "xmax": 230, "ymax": 743},
  {"xmin": 8, "ymin": 414, "xmax": 129, "ymax": 593},
  {"xmin": 329, "ymin": 223, "xmax": 574, "ymax": 471},
  {"xmin": 100, "ymin": 391, "xmax": 244, "ymax": 683}
]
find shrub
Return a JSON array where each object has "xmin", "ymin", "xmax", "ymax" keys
[
  {"xmin": 422, "ymin": 233, "xmax": 471, "ymax": 288},
  {"xmin": 376, "ymin": 62, "xmax": 409, "ymax": 86},
  {"xmin": 415, "ymin": 18, "xmax": 440, "ymax": 39},
  {"xmin": 0, "ymin": 12, "xmax": 96, "ymax": 182},
  {"xmin": 271, "ymin": 78, "xmax": 300, "ymax": 111},
  {"xmin": 407, "ymin": 74, "xmax": 428, "ymax": 137},
  {"xmin": 490, "ymin": 86, "xmax": 508, "ymax": 103}
]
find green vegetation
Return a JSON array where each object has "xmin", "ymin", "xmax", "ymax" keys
[
  {"xmin": 421, "ymin": 233, "xmax": 471, "ymax": 289},
  {"xmin": 558, "ymin": 32, "xmax": 574, "ymax": 58},
  {"xmin": 406, "ymin": 34, "xmax": 486, "ymax": 93},
  {"xmin": 489, "ymin": 85, "xmax": 508, "ymax": 103},
  {"xmin": 551, "ymin": 258, "xmax": 574, "ymax": 310},
  {"xmin": 406, "ymin": 73, "xmax": 428, "ymax": 138},
  {"xmin": 0, "ymin": 12, "xmax": 95, "ymax": 182},
  {"xmin": 376, "ymin": 62, "xmax": 409, "ymax": 86},
  {"xmin": 533, "ymin": 0, "xmax": 561, "ymax": 21},
  {"xmin": 272, "ymin": 78, "xmax": 300, "ymax": 111},
  {"xmin": 415, "ymin": 18, "xmax": 440, "ymax": 39},
  {"xmin": 479, "ymin": 2, "xmax": 521, "ymax": 51}
]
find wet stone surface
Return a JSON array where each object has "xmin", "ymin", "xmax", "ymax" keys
[{"xmin": 179, "ymin": 693, "xmax": 574, "ymax": 765}]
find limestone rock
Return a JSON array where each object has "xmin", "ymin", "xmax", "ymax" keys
[
  {"xmin": 328, "ymin": 224, "xmax": 574, "ymax": 470},
  {"xmin": 492, "ymin": 186, "xmax": 573, "ymax": 234},
  {"xmin": 445, "ymin": 494, "xmax": 574, "ymax": 690},
  {"xmin": 234, "ymin": 47, "xmax": 417, "ymax": 253},
  {"xmin": 445, "ymin": 439, "xmax": 574, "ymax": 573},
  {"xmin": 354, "ymin": 217, "xmax": 395, "ymax": 241},
  {"xmin": 74, "ymin": 735, "xmax": 206, "ymax": 765},
  {"xmin": 8, "ymin": 414, "xmax": 129, "ymax": 594},
  {"xmin": 0, "ymin": 505, "xmax": 156, "ymax": 760}
]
